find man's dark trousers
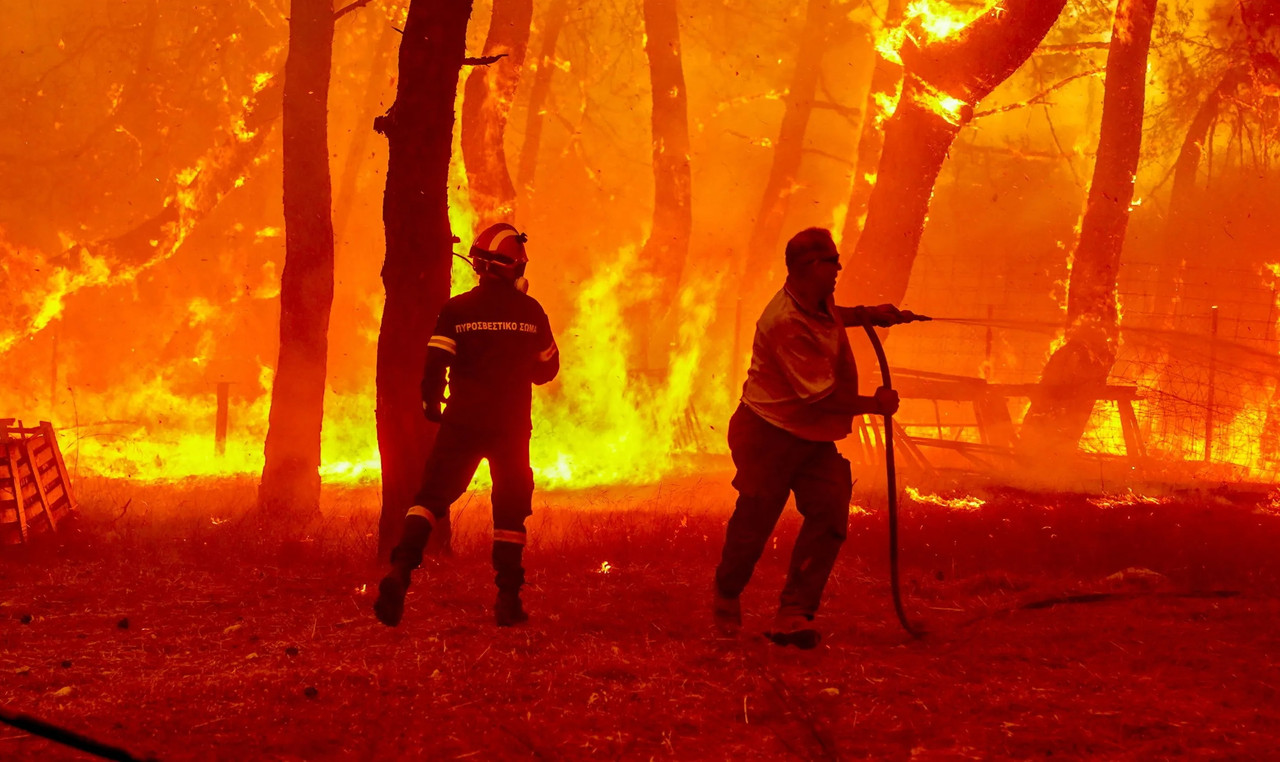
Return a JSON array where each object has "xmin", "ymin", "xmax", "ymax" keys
[
  {"xmin": 715, "ymin": 403, "xmax": 853, "ymax": 618},
  {"xmin": 392, "ymin": 421, "xmax": 534, "ymax": 593}
]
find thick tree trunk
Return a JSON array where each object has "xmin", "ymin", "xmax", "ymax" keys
[
  {"xmin": 638, "ymin": 0, "xmax": 693, "ymax": 366},
  {"xmin": 741, "ymin": 0, "xmax": 833, "ymax": 311},
  {"xmin": 259, "ymin": 0, "xmax": 337, "ymax": 522},
  {"xmin": 375, "ymin": 0, "xmax": 472, "ymax": 559},
  {"xmin": 1020, "ymin": 0, "xmax": 1158, "ymax": 459},
  {"xmin": 516, "ymin": 0, "xmax": 570, "ymax": 198},
  {"xmin": 838, "ymin": 0, "xmax": 903, "ymax": 259},
  {"xmin": 835, "ymin": 0, "xmax": 1067, "ymax": 308},
  {"xmin": 461, "ymin": 0, "xmax": 533, "ymax": 227}
]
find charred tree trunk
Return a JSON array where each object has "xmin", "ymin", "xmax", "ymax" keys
[
  {"xmin": 259, "ymin": 0, "xmax": 337, "ymax": 522},
  {"xmin": 741, "ymin": 0, "xmax": 834, "ymax": 312},
  {"xmin": 838, "ymin": 0, "xmax": 903, "ymax": 259},
  {"xmin": 835, "ymin": 0, "xmax": 1067, "ymax": 308},
  {"xmin": 375, "ymin": 0, "xmax": 472, "ymax": 559},
  {"xmin": 516, "ymin": 0, "xmax": 570, "ymax": 199},
  {"xmin": 638, "ymin": 0, "xmax": 693, "ymax": 366},
  {"xmin": 461, "ymin": 0, "xmax": 533, "ymax": 227},
  {"xmin": 1020, "ymin": 0, "xmax": 1158, "ymax": 459}
]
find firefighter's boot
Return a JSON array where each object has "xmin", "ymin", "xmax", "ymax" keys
[
  {"xmin": 766, "ymin": 613, "xmax": 821, "ymax": 650},
  {"xmin": 713, "ymin": 589, "xmax": 742, "ymax": 635},
  {"xmin": 493, "ymin": 538, "xmax": 528, "ymax": 627},
  {"xmin": 374, "ymin": 514, "xmax": 433, "ymax": 627},
  {"xmin": 495, "ymin": 589, "xmax": 528, "ymax": 627}
]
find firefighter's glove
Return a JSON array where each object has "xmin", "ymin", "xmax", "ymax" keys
[
  {"xmin": 423, "ymin": 400, "xmax": 443, "ymax": 423},
  {"xmin": 873, "ymin": 386, "xmax": 900, "ymax": 417}
]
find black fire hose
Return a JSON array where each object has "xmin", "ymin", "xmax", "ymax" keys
[
  {"xmin": 0, "ymin": 705, "xmax": 155, "ymax": 761},
  {"xmin": 862, "ymin": 319, "xmax": 929, "ymax": 639}
]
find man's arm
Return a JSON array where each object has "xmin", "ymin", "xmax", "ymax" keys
[
  {"xmin": 422, "ymin": 310, "xmax": 457, "ymax": 421},
  {"xmin": 531, "ymin": 309, "xmax": 559, "ymax": 385},
  {"xmin": 811, "ymin": 384, "xmax": 899, "ymax": 417},
  {"xmin": 836, "ymin": 304, "xmax": 927, "ymax": 328}
]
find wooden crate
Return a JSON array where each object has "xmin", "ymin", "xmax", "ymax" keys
[{"xmin": 1, "ymin": 420, "xmax": 78, "ymax": 545}]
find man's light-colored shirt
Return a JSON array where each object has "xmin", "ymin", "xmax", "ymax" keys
[{"xmin": 741, "ymin": 287, "xmax": 859, "ymax": 442}]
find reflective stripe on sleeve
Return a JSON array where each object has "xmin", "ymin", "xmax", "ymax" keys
[
  {"xmin": 406, "ymin": 505, "xmax": 438, "ymax": 527},
  {"xmin": 428, "ymin": 335, "xmax": 457, "ymax": 354},
  {"xmin": 537, "ymin": 341, "xmax": 558, "ymax": 363},
  {"xmin": 493, "ymin": 529, "xmax": 527, "ymax": 546}
]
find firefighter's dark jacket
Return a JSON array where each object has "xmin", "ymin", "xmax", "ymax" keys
[{"xmin": 422, "ymin": 279, "xmax": 559, "ymax": 431}]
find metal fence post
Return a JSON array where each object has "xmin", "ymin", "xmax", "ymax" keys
[{"xmin": 1205, "ymin": 306, "xmax": 1218, "ymax": 462}]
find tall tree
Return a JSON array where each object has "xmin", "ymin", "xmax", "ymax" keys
[
  {"xmin": 835, "ymin": 0, "xmax": 1067, "ymax": 308},
  {"xmin": 516, "ymin": 0, "xmax": 571, "ymax": 198},
  {"xmin": 461, "ymin": 0, "xmax": 534, "ymax": 226},
  {"xmin": 1020, "ymin": 0, "xmax": 1159, "ymax": 458},
  {"xmin": 741, "ymin": 0, "xmax": 835, "ymax": 313},
  {"xmin": 638, "ymin": 0, "xmax": 693, "ymax": 366},
  {"xmin": 259, "ymin": 0, "xmax": 337, "ymax": 521},
  {"xmin": 838, "ymin": 0, "xmax": 904, "ymax": 259},
  {"xmin": 374, "ymin": 0, "xmax": 473, "ymax": 558}
]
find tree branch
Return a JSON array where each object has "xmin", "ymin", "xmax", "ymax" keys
[
  {"xmin": 972, "ymin": 66, "xmax": 1104, "ymax": 119},
  {"xmin": 463, "ymin": 53, "xmax": 508, "ymax": 66},
  {"xmin": 333, "ymin": 0, "xmax": 375, "ymax": 22}
]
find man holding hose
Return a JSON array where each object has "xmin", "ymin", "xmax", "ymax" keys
[{"xmin": 714, "ymin": 226, "xmax": 921, "ymax": 648}]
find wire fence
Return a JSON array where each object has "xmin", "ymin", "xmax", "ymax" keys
[{"xmin": 886, "ymin": 258, "xmax": 1280, "ymax": 483}]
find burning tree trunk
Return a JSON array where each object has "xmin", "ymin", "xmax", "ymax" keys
[
  {"xmin": 516, "ymin": 0, "xmax": 570, "ymax": 198},
  {"xmin": 638, "ymin": 0, "xmax": 693, "ymax": 365},
  {"xmin": 741, "ymin": 0, "xmax": 834, "ymax": 310},
  {"xmin": 259, "ymin": 0, "xmax": 337, "ymax": 521},
  {"xmin": 461, "ymin": 0, "xmax": 533, "ymax": 227},
  {"xmin": 835, "ymin": 0, "xmax": 1067, "ymax": 307},
  {"xmin": 1020, "ymin": 0, "xmax": 1158, "ymax": 459},
  {"xmin": 838, "ymin": 0, "xmax": 903, "ymax": 259},
  {"xmin": 374, "ymin": 0, "xmax": 472, "ymax": 558}
]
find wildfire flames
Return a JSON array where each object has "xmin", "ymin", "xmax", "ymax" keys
[{"xmin": 3, "ymin": 0, "xmax": 1280, "ymax": 493}]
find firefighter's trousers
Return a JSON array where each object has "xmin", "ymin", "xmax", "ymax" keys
[
  {"xmin": 715, "ymin": 404, "xmax": 853, "ymax": 619},
  {"xmin": 392, "ymin": 421, "xmax": 534, "ymax": 593}
]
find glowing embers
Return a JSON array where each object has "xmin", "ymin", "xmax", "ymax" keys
[
  {"xmin": 1087, "ymin": 491, "xmax": 1169, "ymax": 510},
  {"xmin": 1257, "ymin": 493, "xmax": 1280, "ymax": 518},
  {"xmin": 905, "ymin": 486, "xmax": 985, "ymax": 511}
]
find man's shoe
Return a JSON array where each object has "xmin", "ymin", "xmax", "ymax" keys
[
  {"xmin": 495, "ymin": 591, "xmax": 528, "ymax": 627},
  {"xmin": 374, "ymin": 570, "xmax": 410, "ymax": 627},
  {"xmin": 713, "ymin": 592, "xmax": 742, "ymax": 634},
  {"xmin": 767, "ymin": 614, "xmax": 821, "ymax": 650}
]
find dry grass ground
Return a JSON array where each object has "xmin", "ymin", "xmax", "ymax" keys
[{"xmin": 2, "ymin": 475, "xmax": 1280, "ymax": 760}]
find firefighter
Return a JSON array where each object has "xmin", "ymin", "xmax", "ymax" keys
[
  {"xmin": 375, "ymin": 223, "xmax": 560, "ymax": 628},
  {"xmin": 713, "ymin": 227, "xmax": 916, "ymax": 648}
]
